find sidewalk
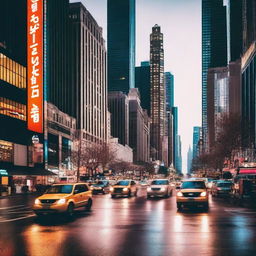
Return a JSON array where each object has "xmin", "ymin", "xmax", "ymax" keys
[{"xmin": 0, "ymin": 192, "xmax": 40, "ymax": 199}]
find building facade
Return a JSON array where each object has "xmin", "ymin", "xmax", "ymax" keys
[
  {"xmin": 135, "ymin": 61, "xmax": 151, "ymax": 114},
  {"xmin": 69, "ymin": 3, "xmax": 108, "ymax": 144},
  {"xmin": 172, "ymin": 107, "xmax": 178, "ymax": 170},
  {"xmin": 202, "ymin": 0, "xmax": 227, "ymax": 152},
  {"xmin": 107, "ymin": 0, "xmax": 136, "ymax": 93},
  {"xmin": 150, "ymin": 25, "xmax": 165, "ymax": 161},
  {"xmin": 128, "ymin": 88, "xmax": 150, "ymax": 163},
  {"xmin": 187, "ymin": 146, "xmax": 193, "ymax": 174},
  {"xmin": 193, "ymin": 126, "xmax": 202, "ymax": 160},
  {"xmin": 108, "ymin": 91, "xmax": 129, "ymax": 146}
]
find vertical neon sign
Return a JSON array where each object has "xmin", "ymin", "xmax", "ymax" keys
[{"xmin": 27, "ymin": 0, "xmax": 43, "ymax": 133}]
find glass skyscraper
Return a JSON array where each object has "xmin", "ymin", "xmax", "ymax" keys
[
  {"xmin": 107, "ymin": 0, "xmax": 135, "ymax": 94},
  {"xmin": 202, "ymin": 0, "xmax": 227, "ymax": 151}
]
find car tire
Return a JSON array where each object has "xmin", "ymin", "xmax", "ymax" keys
[
  {"xmin": 85, "ymin": 199, "xmax": 92, "ymax": 211},
  {"xmin": 177, "ymin": 203, "xmax": 182, "ymax": 211},
  {"xmin": 128, "ymin": 190, "xmax": 131, "ymax": 197},
  {"xmin": 66, "ymin": 203, "xmax": 74, "ymax": 218}
]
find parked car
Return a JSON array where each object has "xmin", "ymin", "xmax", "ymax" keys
[
  {"xmin": 211, "ymin": 181, "xmax": 233, "ymax": 197},
  {"xmin": 33, "ymin": 183, "xmax": 93, "ymax": 217},
  {"xmin": 90, "ymin": 180, "xmax": 110, "ymax": 194},
  {"xmin": 176, "ymin": 180, "xmax": 209, "ymax": 210},
  {"xmin": 147, "ymin": 179, "xmax": 173, "ymax": 198},
  {"xmin": 110, "ymin": 180, "xmax": 138, "ymax": 198}
]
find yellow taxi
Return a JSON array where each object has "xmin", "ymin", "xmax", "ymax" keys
[
  {"xmin": 110, "ymin": 180, "xmax": 138, "ymax": 198},
  {"xmin": 33, "ymin": 183, "xmax": 92, "ymax": 217},
  {"xmin": 176, "ymin": 180, "xmax": 209, "ymax": 210}
]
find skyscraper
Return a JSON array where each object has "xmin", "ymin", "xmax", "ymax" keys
[
  {"xmin": 202, "ymin": 0, "xmax": 227, "ymax": 151},
  {"xmin": 165, "ymin": 72, "xmax": 174, "ymax": 112},
  {"xmin": 193, "ymin": 126, "xmax": 201, "ymax": 159},
  {"xmin": 172, "ymin": 107, "xmax": 178, "ymax": 170},
  {"xmin": 226, "ymin": 0, "xmax": 243, "ymax": 62},
  {"xmin": 69, "ymin": 3, "xmax": 107, "ymax": 143},
  {"xmin": 187, "ymin": 146, "xmax": 193, "ymax": 174},
  {"xmin": 107, "ymin": 0, "xmax": 136, "ymax": 94},
  {"xmin": 150, "ymin": 25, "xmax": 165, "ymax": 161},
  {"xmin": 135, "ymin": 61, "xmax": 150, "ymax": 114}
]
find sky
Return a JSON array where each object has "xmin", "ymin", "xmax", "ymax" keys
[{"xmin": 70, "ymin": 0, "xmax": 202, "ymax": 172}]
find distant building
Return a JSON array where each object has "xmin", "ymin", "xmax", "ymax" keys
[
  {"xmin": 176, "ymin": 135, "xmax": 182, "ymax": 173},
  {"xmin": 107, "ymin": 0, "xmax": 136, "ymax": 93},
  {"xmin": 128, "ymin": 89, "xmax": 150, "ymax": 163},
  {"xmin": 135, "ymin": 61, "xmax": 150, "ymax": 114},
  {"xmin": 150, "ymin": 25, "xmax": 165, "ymax": 162},
  {"xmin": 69, "ymin": 3, "xmax": 108, "ymax": 144},
  {"xmin": 108, "ymin": 92, "xmax": 129, "ymax": 146},
  {"xmin": 193, "ymin": 127, "xmax": 202, "ymax": 159},
  {"xmin": 187, "ymin": 146, "xmax": 193, "ymax": 174},
  {"xmin": 202, "ymin": 0, "xmax": 227, "ymax": 152},
  {"xmin": 109, "ymin": 138, "xmax": 133, "ymax": 163},
  {"xmin": 165, "ymin": 72, "xmax": 174, "ymax": 112},
  {"xmin": 172, "ymin": 107, "xmax": 178, "ymax": 169}
]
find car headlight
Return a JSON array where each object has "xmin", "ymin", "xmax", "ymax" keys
[
  {"xmin": 177, "ymin": 191, "xmax": 183, "ymax": 197},
  {"xmin": 110, "ymin": 187, "xmax": 114, "ymax": 192},
  {"xmin": 200, "ymin": 192, "xmax": 207, "ymax": 197},
  {"xmin": 34, "ymin": 199, "xmax": 40, "ymax": 205},
  {"xmin": 90, "ymin": 186, "xmax": 94, "ymax": 190},
  {"xmin": 57, "ymin": 199, "xmax": 66, "ymax": 205},
  {"xmin": 160, "ymin": 187, "xmax": 166, "ymax": 191},
  {"xmin": 147, "ymin": 187, "xmax": 151, "ymax": 192},
  {"xmin": 123, "ymin": 187, "xmax": 128, "ymax": 192}
]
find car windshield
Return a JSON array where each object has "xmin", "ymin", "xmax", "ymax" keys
[
  {"xmin": 217, "ymin": 182, "xmax": 232, "ymax": 187},
  {"xmin": 45, "ymin": 185, "xmax": 73, "ymax": 194},
  {"xmin": 181, "ymin": 181, "xmax": 206, "ymax": 189},
  {"xmin": 152, "ymin": 180, "xmax": 169, "ymax": 185},
  {"xmin": 116, "ymin": 180, "xmax": 130, "ymax": 186}
]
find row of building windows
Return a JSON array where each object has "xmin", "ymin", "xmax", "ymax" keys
[
  {"xmin": 0, "ymin": 53, "xmax": 26, "ymax": 89},
  {"xmin": 0, "ymin": 97, "xmax": 26, "ymax": 121},
  {"xmin": 0, "ymin": 140, "xmax": 13, "ymax": 162}
]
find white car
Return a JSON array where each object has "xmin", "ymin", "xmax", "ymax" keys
[{"xmin": 147, "ymin": 179, "xmax": 173, "ymax": 198}]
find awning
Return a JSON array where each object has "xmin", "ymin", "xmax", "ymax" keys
[
  {"xmin": 7, "ymin": 166, "xmax": 57, "ymax": 176},
  {"xmin": 239, "ymin": 169, "xmax": 256, "ymax": 175}
]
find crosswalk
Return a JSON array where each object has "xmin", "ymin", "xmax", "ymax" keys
[{"xmin": 0, "ymin": 205, "xmax": 35, "ymax": 223}]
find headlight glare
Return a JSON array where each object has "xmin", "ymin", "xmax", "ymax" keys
[
  {"xmin": 177, "ymin": 191, "xmax": 183, "ymax": 197},
  {"xmin": 147, "ymin": 187, "xmax": 151, "ymax": 192},
  {"xmin": 57, "ymin": 198, "xmax": 66, "ymax": 205},
  {"xmin": 123, "ymin": 187, "xmax": 128, "ymax": 192},
  {"xmin": 200, "ymin": 191, "xmax": 207, "ymax": 197},
  {"xmin": 110, "ymin": 187, "xmax": 114, "ymax": 192},
  {"xmin": 35, "ymin": 199, "xmax": 40, "ymax": 205}
]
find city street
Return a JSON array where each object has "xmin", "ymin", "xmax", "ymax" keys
[{"xmin": 0, "ymin": 188, "xmax": 256, "ymax": 256}]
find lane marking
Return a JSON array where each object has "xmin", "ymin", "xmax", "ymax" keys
[
  {"xmin": 0, "ymin": 205, "xmax": 26, "ymax": 210},
  {"xmin": 0, "ymin": 214, "xmax": 35, "ymax": 223}
]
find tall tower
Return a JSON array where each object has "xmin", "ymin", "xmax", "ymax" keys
[
  {"xmin": 69, "ymin": 3, "xmax": 107, "ymax": 144},
  {"xmin": 150, "ymin": 25, "xmax": 165, "ymax": 161},
  {"xmin": 107, "ymin": 0, "xmax": 136, "ymax": 94},
  {"xmin": 202, "ymin": 0, "xmax": 227, "ymax": 152}
]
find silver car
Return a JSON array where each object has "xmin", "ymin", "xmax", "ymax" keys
[{"xmin": 147, "ymin": 179, "xmax": 173, "ymax": 198}]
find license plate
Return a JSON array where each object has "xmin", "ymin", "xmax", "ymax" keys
[{"xmin": 187, "ymin": 198, "xmax": 195, "ymax": 200}]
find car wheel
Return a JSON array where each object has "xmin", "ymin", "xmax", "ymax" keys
[
  {"xmin": 177, "ymin": 203, "xmax": 182, "ymax": 211},
  {"xmin": 85, "ymin": 199, "xmax": 92, "ymax": 211},
  {"xmin": 128, "ymin": 190, "xmax": 131, "ymax": 197},
  {"xmin": 66, "ymin": 203, "xmax": 74, "ymax": 218}
]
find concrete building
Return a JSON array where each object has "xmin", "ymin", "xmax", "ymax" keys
[
  {"xmin": 108, "ymin": 91, "xmax": 129, "ymax": 146},
  {"xmin": 69, "ymin": 3, "xmax": 108, "ymax": 144},
  {"xmin": 128, "ymin": 88, "xmax": 150, "ymax": 163},
  {"xmin": 150, "ymin": 25, "xmax": 165, "ymax": 162},
  {"xmin": 107, "ymin": 0, "xmax": 136, "ymax": 93},
  {"xmin": 45, "ymin": 103, "xmax": 76, "ymax": 181}
]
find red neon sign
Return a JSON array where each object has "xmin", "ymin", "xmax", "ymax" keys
[{"xmin": 27, "ymin": 0, "xmax": 43, "ymax": 133}]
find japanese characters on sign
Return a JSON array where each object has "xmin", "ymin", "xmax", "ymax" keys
[{"xmin": 27, "ymin": 0, "xmax": 43, "ymax": 133}]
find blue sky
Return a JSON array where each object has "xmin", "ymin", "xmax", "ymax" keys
[{"xmin": 70, "ymin": 0, "xmax": 202, "ymax": 171}]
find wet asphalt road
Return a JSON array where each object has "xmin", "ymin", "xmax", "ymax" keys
[{"xmin": 0, "ymin": 188, "xmax": 256, "ymax": 256}]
